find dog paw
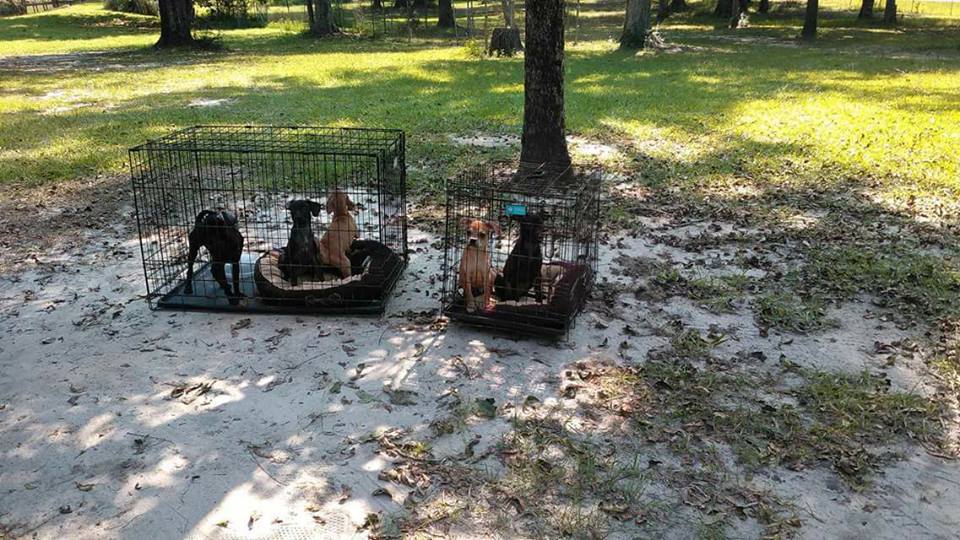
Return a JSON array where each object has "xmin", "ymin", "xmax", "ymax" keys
[{"xmin": 465, "ymin": 304, "xmax": 476, "ymax": 314}]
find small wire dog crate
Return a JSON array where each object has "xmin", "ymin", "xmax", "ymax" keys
[
  {"xmin": 130, "ymin": 125, "xmax": 407, "ymax": 314},
  {"xmin": 441, "ymin": 163, "xmax": 601, "ymax": 336}
]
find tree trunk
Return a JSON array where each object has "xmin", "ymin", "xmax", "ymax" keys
[
  {"xmin": 800, "ymin": 0, "xmax": 817, "ymax": 39},
  {"xmin": 620, "ymin": 0, "xmax": 651, "ymax": 49},
  {"xmin": 714, "ymin": 0, "xmax": 732, "ymax": 18},
  {"xmin": 882, "ymin": 0, "xmax": 896, "ymax": 23},
  {"xmin": 657, "ymin": 0, "xmax": 670, "ymax": 21},
  {"xmin": 758, "ymin": 0, "xmax": 769, "ymax": 13},
  {"xmin": 307, "ymin": 0, "xmax": 338, "ymax": 35},
  {"xmin": 520, "ymin": 0, "xmax": 571, "ymax": 170},
  {"xmin": 438, "ymin": 0, "xmax": 455, "ymax": 27},
  {"xmin": 372, "ymin": 0, "xmax": 382, "ymax": 9},
  {"xmin": 501, "ymin": 0, "xmax": 516, "ymax": 27},
  {"xmin": 858, "ymin": 0, "xmax": 874, "ymax": 18},
  {"xmin": 669, "ymin": 0, "xmax": 687, "ymax": 11},
  {"xmin": 156, "ymin": 0, "xmax": 194, "ymax": 47}
]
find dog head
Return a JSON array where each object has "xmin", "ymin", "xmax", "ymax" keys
[
  {"xmin": 286, "ymin": 199, "xmax": 322, "ymax": 226},
  {"xmin": 514, "ymin": 213, "xmax": 546, "ymax": 243},
  {"xmin": 460, "ymin": 218, "xmax": 500, "ymax": 248},
  {"xmin": 326, "ymin": 191, "xmax": 356, "ymax": 216},
  {"xmin": 197, "ymin": 210, "xmax": 238, "ymax": 230}
]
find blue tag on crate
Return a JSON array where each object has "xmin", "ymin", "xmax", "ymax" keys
[{"xmin": 505, "ymin": 204, "xmax": 527, "ymax": 217}]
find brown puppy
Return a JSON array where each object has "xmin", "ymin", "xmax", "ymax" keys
[
  {"xmin": 458, "ymin": 218, "xmax": 500, "ymax": 313},
  {"xmin": 318, "ymin": 191, "xmax": 358, "ymax": 279}
]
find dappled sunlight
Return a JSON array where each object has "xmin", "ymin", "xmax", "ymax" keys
[{"xmin": 1, "ymin": 2, "xmax": 960, "ymax": 538}]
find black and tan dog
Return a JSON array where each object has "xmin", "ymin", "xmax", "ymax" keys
[
  {"xmin": 280, "ymin": 199, "xmax": 323, "ymax": 286},
  {"xmin": 184, "ymin": 209, "xmax": 244, "ymax": 305},
  {"xmin": 495, "ymin": 213, "xmax": 546, "ymax": 303}
]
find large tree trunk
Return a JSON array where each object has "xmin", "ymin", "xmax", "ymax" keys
[
  {"xmin": 156, "ymin": 0, "xmax": 194, "ymax": 47},
  {"xmin": 307, "ymin": 0, "xmax": 337, "ymax": 36},
  {"xmin": 438, "ymin": 0, "xmax": 455, "ymax": 27},
  {"xmin": 882, "ymin": 0, "xmax": 896, "ymax": 23},
  {"xmin": 520, "ymin": 0, "xmax": 571, "ymax": 170},
  {"xmin": 858, "ymin": 0, "xmax": 874, "ymax": 18},
  {"xmin": 800, "ymin": 0, "xmax": 817, "ymax": 39},
  {"xmin": 758, "ymin": 0, "xmax": 769, "ymax": 13},
  {"xmin": 620, "ymin": 0, "xmax": 651, "ymax": 49},
  {"xmin": 714, "ymin": 0, "xmax": 733, "ymax": 18},
  {"xmin": 669, "ymin": 0, "xmax": 687, "ymax": 11}
]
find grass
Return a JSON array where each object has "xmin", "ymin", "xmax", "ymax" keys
[
  {"xmin": 1, "ymin": 1, "xmax": 960, "ymax": 203},
  {"xmin": 574, "ymin": 359, "xmax": 946, "ymax": 486},
  {"xmin": 754, "ymin": 292, "xmax": 834, "ymax": 333},
  {"xmin": 796, "ymin": 246, "xmax": 960, "ymax": 321}
]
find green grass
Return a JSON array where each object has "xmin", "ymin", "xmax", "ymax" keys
[
  {"xmin": 2, "ymin": 1, "xmax": 960, "ymax": 201},
  {"xmin": 583, "ymin": 359, "xmax": 946, "ymax": 485},
  {"xmin": 796, "ymin": 246, "xmax": 960, "ymax": 321}
]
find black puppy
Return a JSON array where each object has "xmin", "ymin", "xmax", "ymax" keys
[
  {"xmin": 495, "ymin": 213, "xmax": 546, "ymax": 302},
  {"xmin": 184, "ymin": 210, "xmax": 244, "ymax": 305},
  {"xmin": 280, "ymin": 199, "xmax": 323, "ymax": 286}
]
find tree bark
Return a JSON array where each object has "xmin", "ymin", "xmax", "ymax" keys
[
  {"xmin": 520, "ymin": 0, "xmax": 571, "ymax": 170},
  {"xmin": 620, "ymin": 0, "xmax": 651, "ymax": 49},
  {"xmin": 501, "ymin": 0, "xmax": 516, "ymax": 27},
  {"xmin": 372, "ymin": 0, "xmax": 382, "ymax": 9},
  {"xmin": 438, "ymin": 0, "xmax": 455, "ymax": 27},
  {"xmin": 858, "ymin": 0, "xmax": 874, "ymax": 18},
  {"xmin": 758, "ymin": 0, "xmax": 769, "ymax": 13},
  {"xmin": 669, "ymin": 0, "xmax": 687, "ymax": 12},
  {"xmin": 714, "ymin": 0, "xmax": 732, "ymax": 18},
  {"xmin": 800, "ymin": 0, "xmax": 817, "ymax": 39},
  {"xmin": 307, "ymin": 0, "xmax": 337, "ymax": 36},
  {"xmin": 156, "ymin": 0, "xmax": 194, "ymax": 47},
  {"xmin": 657, "ymin": 0, "xmax": 670, "ymax": 21},
  {"xmin": 882, "ymin": 0, "xmax": 896, "ymax": 23}
]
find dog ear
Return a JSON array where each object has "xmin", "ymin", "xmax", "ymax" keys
[
  {"xmin": 222, "ymin": 211, "xmax": 238, "ymax": 226},
  {"xmin": 486, "ymin": 221, "xmax": 502, "ymax": 236},
  {"xmin": 346, "ymin": 196, "xmax": 356, "ymax": 212},
  {"xmin": 310, "ymin": 201, "xmax": 323, "ymax": 217},
  {"xmin": 285, "ymin": 200, "xmax": 292, "ymax": 211}
]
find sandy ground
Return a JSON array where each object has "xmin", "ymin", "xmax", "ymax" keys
[{"xmin": 1, "ymin": 188, "xmax": 959, "ymax": 540}]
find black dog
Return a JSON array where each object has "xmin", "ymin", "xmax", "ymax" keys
[
  {"xmin": 184, "ymin": 210, "xmax": 244, "ymax": 305},
  {"xmin": 495, "ymin": 213, "xmax": 546, "ymax": 302},
  {"xmin": 280, "ymin": 199, "xmax": 323, "ymax": 286}
]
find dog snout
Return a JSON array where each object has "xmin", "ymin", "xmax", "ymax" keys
[{"xmin": 468, "ymin": 238, "xmax": 477, "ymax": 246}]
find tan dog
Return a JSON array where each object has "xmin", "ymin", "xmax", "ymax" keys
[
  {"xmin": 318, "ymin": 191, "xmax": 358, "ymax": 279},
  {"xmin": 458, "ymin": 218, "xmax": 500, "ymax": 313}
]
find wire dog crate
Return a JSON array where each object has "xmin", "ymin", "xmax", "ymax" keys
[
  {"xmin": 130, "ymin": 125, "xmax": 407, "ymax": 314},
  {"xmin": 441, "ymin": 163, "xmax": 601, "ymax": 336}
]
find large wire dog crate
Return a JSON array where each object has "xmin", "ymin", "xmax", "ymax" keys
[
  {"xmin": 441, "ymin": 164, "xmax": 601, "ymax": 336},
  {"xmin": 130, "ymin": 125, "xmax": 407, "ymax": 314}
]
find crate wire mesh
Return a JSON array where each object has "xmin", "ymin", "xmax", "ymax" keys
[
  {"xmin": 441, "ymin": 163, "xmax": 601, "ymax": 336},
  {"xmin": 130, "ymin": 125, "xmax": 407, "ymax": 314}
]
